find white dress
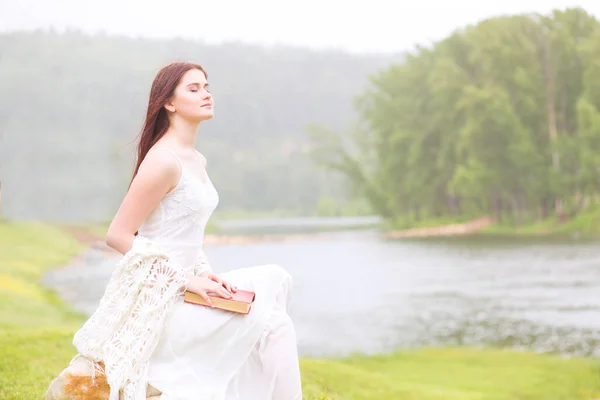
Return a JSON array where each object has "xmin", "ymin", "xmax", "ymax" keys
[{"xmin": 138, "ymin": 150, "xmax": 302, "ymax": 400}]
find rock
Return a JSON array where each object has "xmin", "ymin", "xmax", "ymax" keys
[{"xmin": 46, "ymin": 354, "xmax": 161, "ymax": 400}]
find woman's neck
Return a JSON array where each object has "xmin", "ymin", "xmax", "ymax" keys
[{"xmin": 163, "ymin": 117, "xmax": 200, "ymax": 149}]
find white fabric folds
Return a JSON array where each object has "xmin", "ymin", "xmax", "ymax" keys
[{"xmin": 72, "ymin": 236, "xmax": 195, "ymax": 400}]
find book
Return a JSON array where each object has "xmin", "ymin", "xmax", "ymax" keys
[{"xmin": 184, "ymin": 289, "xmax": 256, "ymax": 314}]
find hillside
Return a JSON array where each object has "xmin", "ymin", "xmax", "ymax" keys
[{"xmin": 0, "ymin": 31, "xmax": 399, "ymax": 222}]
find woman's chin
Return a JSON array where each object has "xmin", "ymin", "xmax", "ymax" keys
[{"xmin": 195, "ymin": 111, "xmax": 214, "ymax": 122}]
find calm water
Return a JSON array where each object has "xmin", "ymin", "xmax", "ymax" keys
[{"xmin": 44, "ymin": 218, "xmax": 600, "ymax": 358}]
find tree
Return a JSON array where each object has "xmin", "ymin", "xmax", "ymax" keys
[{"xmin": 309, "ymin": 7, "xmax": 600, "ymax": 226}]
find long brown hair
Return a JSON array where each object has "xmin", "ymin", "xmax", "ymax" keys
[{"xmin": 130, "ymin": 62, "xmax": 207, "ymax": 185}]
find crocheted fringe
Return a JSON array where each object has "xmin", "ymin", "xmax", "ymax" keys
[{"xmin": 70, "ymin": 354, "xmax": 106, "ymax": 383}]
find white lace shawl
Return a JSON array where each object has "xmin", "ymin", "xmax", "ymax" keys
[{"xmin": 72, "ymin": 235, "xmax": 211, "ymax": 399}]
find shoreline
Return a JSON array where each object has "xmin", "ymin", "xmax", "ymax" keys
[
  {"xmin": 382, "ymin": 217, "xmax": 494, "ymax": 239},
  {"xmin": 62, "ymin": 209, "xmax": 600, "ymax": 250},
  {"xmin": 382, "ymin": 209, "xmax": 600, "ymax": 240}
]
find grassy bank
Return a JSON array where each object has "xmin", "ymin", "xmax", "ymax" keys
[
  {"xmin": 385, "ymin": 205, "xmax": 600, "ymax": 239},
  {"xmin": 0, "ymin": 221, "xmax": 85, "ymax": 399},
  {"xmin": 1, "ymin": 221, "xmax": 599, "ymax": 399},
  {"xmin": 301, "ymin": 348, "xmax": 600, "ymax": 399},
  {"xmin": 481, "ymin": 206, "xmax": 600, "ymax": 238}
]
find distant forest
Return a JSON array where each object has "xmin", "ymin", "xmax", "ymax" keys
[{"xmin": 0, "ymin": 31, "xmax": 398, "ymax": 222}]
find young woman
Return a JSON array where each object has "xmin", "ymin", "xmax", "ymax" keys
[{"xmin": 69, "ymin": 62, "xmax": 302, "ymax": 400}]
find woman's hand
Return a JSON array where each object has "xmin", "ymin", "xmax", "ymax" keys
[
  {"xmin": 186, "ymin": 275, "xmax": 233, "ymax": 308},
  {"xmin": 200, "ymin": 271, "xmax": 237, "ymax": 294}
]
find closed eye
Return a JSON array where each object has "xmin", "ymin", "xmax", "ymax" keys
[
  {"xmin": 188, "ymin": 83, "xmax": 209, "ymax": 93},
  {"xmin": 188, "ymin": 83, "xmax": 199, "ymax": 90}
]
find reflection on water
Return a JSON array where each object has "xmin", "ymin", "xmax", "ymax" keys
[{"xmin": 44, "ymin": 219, "xmax": 600, "ymax": 358}]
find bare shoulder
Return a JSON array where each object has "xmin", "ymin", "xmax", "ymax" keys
[
  {"xmin": 133, "ymin": 148, "xmax": 181, "ymax": 191},
  {"xmin": 106, "ymin": 147, "xmax": 182, "ymax": 247}
]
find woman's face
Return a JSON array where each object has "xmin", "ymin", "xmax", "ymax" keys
[{"xmin": 166, "ymin": 68, "xmax": 213, "ymax": 122}]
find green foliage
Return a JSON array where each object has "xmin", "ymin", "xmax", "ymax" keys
[{"xmin": 309, "ymin": 7, "xmax": 600, "ymax": 231}]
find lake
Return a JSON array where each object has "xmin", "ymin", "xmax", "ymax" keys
[{"xmin": 44, "ymin": 217, "xmax": 600, "ymax": 358}]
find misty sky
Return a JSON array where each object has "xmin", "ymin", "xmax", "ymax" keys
[{"xmin": 1, "ymin": 0, "xmax": 599, "ymax": 54}]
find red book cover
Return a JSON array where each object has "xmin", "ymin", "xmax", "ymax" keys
[{"xmin": 184, "ymin": 289, "xmax": 256, "ymax": 314}]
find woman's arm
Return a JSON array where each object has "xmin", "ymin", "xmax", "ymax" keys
[
  {"xmin": 105, "ymin": 149, "xmax": 179, "ymax": 255},
  {"xmin": 105, "ymin": 148, "xmax": 232, "ymax": 303}
]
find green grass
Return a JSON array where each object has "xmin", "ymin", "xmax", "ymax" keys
[
  {"xmin": 1, "ymin": 220, "xmax": 600, "ymax": 399},
  {"xmin": 301, "ymin": 348, "xmax": 600, "ymax": 399},
  {"xmin": 0, "ymin": 221, "xmax": 86, "ymax": 399},
  {"xmin": 480, "ymin": 205, "xmax": 600, "ymax": 239},
  {"xmin": 385, "ymin": 205, "xmax": 600, "ymax": 239},
  {"xmin": 0, "ymin": 221, "xmax": 85, "ymax": 331},
  {"xmin": 0, "ymin": 328, "xmax": 80, "ymax": 399}
]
